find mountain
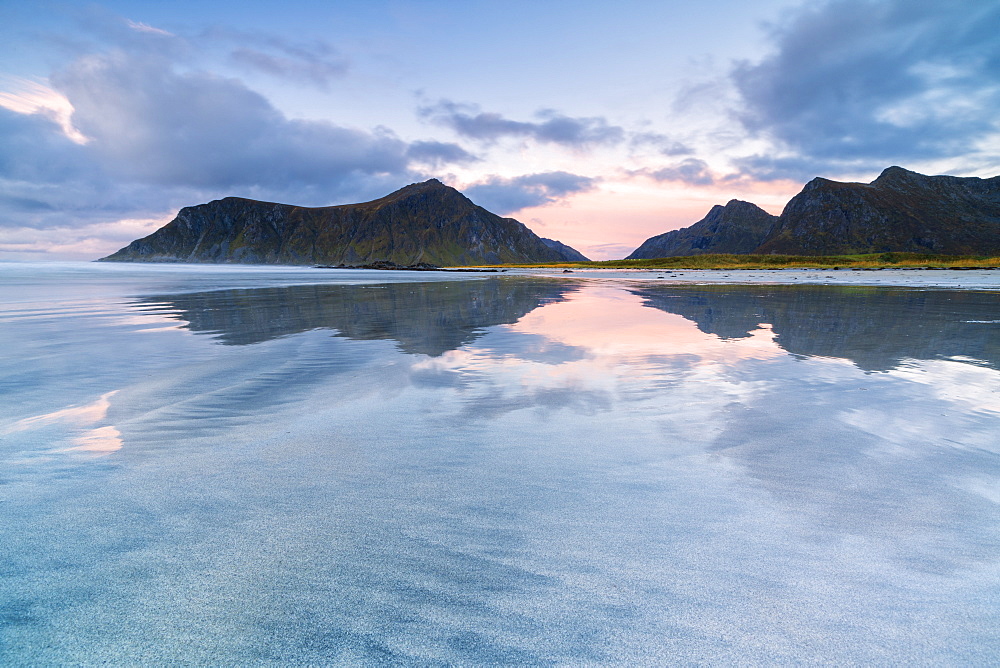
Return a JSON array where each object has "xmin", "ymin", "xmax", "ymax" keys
[
  {"xmin": 626, "ymin": 200, "xmax": 777, "ymax": 259},
  {"xmin": 541, "ymin": 238, "xmax": 590, "ymax": 261},
  {"xmin": 757, "ymin": 166, "xmax": 1000, "ymax": 255},
  {"xmin": 627, "ymin": 167, "xmax": 1000, "ymax": 258},
  {"xmin": 100, "ymin": 179, "xmax": 586, "ymax": 265}
]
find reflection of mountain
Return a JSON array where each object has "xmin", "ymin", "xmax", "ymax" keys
[
  {"xmin": 134, "ymin": 278, "xmax": 577, "ymax": 356},
  {"xmin": 630, "ymin": 284, "xmax": 1000, "ymax": 371}
]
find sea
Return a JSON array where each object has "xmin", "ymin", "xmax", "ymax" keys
[{"xmin": 2, "ymin": 261, "xmax": 999, "ymax": 664}]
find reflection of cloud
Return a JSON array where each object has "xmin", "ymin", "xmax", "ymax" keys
[
  {"xmin": 5, "ymin": 390, "xmax": 118, "ymax": 433},
  {"xmin": 513, "ymin": 286, "xmax": 780, "ymax": 361},
  {"xmin": 4, "ymin": 390, "xmax": 123, "ymax": 456},
  {"xmin": 839, "ymin": 358, "xmax": 1000, "ymax": 458},
  {"xmin": 889, "ymin": 359, "xmax": 1000, "ymax": 417},
  {"xmin": 64, "ymin": 425, "xmax": 123, "ymax": 453},
  {"xmin": 410, "ymin": 285, "xmax": 782, "ymax": 425}
]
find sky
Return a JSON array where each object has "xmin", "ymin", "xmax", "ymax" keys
[{"xmin": 1, "ymin": 0, "xmax": 998, "ymax": 261}]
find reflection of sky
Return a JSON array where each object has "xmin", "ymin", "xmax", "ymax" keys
[
  {"xmin": 512, "ymin": 284, "xmax": 780, "ymax": 360},
  {"xmin": 1, "ymin": 267, "xmax": 999, "ymax": 664}
]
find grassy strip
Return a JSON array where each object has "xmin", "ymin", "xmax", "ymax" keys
[{"xmin": 474, "ymin": 252, "xmax": 1000, "ymax": 270}]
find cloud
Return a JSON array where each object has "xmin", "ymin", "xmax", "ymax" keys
[
  {"xmin": 731, "ymin": 0, "xmax": 1000, "ymax": 179},
  {"xmin": 126, "ymin": 20, "xmax": 174, "ymax": 37},
  {"xmin": 48, "ymin": 50, "xmax": 410, "ymax": 190},
  {"xmin": 0, "ymin": 106, "xmax": 92, "ymax": 186},
  {"xmin": 0, "ymin": 44, "xmax": 480, "ymax": 233},
  {"xmin": 642, "ymin": 158, "xmax": 716, "ymax": 186},
  {"xmin": 74, "ymin": 10, "xmax": 349, "ymax": 90},
  {"xmin": 584, "ymin": 242, "xmax": 637, "ymax": 261},
  {"xmin": 420, "ymin": 100, "xmax": 625, "ymax": 148},
  {"xmin": 0, "ymin": 216, "xmax": 172, "ymax": 260},
  {"xmin": 405, "ymin": 140, "xmax": 480, "ymax": 167},
  {"xmin": 224, "ymin": 34, "xmax": 349, "ymax": 89},
  {"xmin": 464, "ymin": 172, "xmax": 597, "ymax": 214},
  {"xmin": 71, "ymin": 6, "xmax": 190, "ymax": 60},
  {"xmin": 629, "ymin": 132, "xmax": 694, "ymax": 156},
  {"xmin": 0, "ymin": 76, "xmax": 88, "ymax": 144}
]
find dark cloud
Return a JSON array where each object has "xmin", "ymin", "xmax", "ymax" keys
[
  {"xmin": 629, "ymin": 132, "xmax": 694, "ymax": 156},
  {"xmin": 405, "ymin": 141, "xmax": 480, "ymax": 167},
  {"xmin": 728, "ymin": 154, "xmax": 835, "ymax": 183},
  {"xmin": 0, "ymin": 108, "xmax": 89, "ymax": 184},
  {"xmin": 732, "ymin": 0, "xmax": 1000, "ymax": 180},
  {"xmin": 465, "ymin": 172, "xmax": 597, "ymax": 214},
  {"xmin": 71, "ymin": 10, "xmax": 350, "ymax": 90},
  {"xmin": 0, "ymin": 47, "xmax": 477, "ymax": 229},
  {"xmin": 229, "ymin": 46, "xmax": 348, "ymax": 88},
  {"xmin": 641, "ymin": 158, "xmax": 716, "ymax": 186},
  {"xmin": 49, "ymin": 50, "xmax": 408, "ymax": 190},
  {"xmin": 420, "ymin": 100, "xmax": 625, "ymax": 148},
  {"xmin": 216, "ymin": 31, "xmax": 349, "ymax": 89}
]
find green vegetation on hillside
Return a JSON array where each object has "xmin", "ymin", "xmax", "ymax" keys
[{"xmin": 479, "ymin": 252, "xmax": 1000, "ymax": 270}]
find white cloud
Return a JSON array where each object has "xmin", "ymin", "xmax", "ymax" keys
[
  {"xmin": 126, "ymin": 19, "xmax": 174, "ymax": 37},
  {"xmin": 0, "ymin": 76, "xmax": 88, "ymax": 144}
]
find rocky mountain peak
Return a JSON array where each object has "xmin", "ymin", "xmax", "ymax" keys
[
  {"xmin": 372, "ymin": 178, "xmax": 468, "ymax": 209},
  {"xmin": 872, "ymin": 165, "xmax": 926, "ymax": 188}
]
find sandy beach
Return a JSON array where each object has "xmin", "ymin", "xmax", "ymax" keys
[{"xmin": 1, "ymin": 262, "xmax": 998, "ymax": 664}]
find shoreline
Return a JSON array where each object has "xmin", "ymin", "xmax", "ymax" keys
[
  {"xmin": 4, "ymin": 260, "xmax": 1000, "ymax": 291},
  {"xmin": 505, "ymin": 266, "xmax": 1000, "ymax": 290}
]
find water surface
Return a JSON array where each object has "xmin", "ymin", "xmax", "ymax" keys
[{"xmin": 2, "ymin": 263, "xmax": 999, "ymax": 664}]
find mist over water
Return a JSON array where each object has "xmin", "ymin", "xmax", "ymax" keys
[{"xmin": 2, "ymin": 263, "xmax": 999, "ymax": 664}]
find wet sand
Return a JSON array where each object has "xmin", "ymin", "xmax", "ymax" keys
[{"xmin": 1, "ymin": 262, "xmax": 998, "ymax": 664}]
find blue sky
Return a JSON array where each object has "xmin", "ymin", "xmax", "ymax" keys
[{"xmin": 1, "ymin": 0, "xmax": 998, "ymax": 260}]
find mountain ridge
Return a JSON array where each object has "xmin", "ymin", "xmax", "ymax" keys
[
  {"xmin": 629, "ymin": 167, "xmax": 1000, "ymax": 258},
  {"xmin": 100, "ymin": 179, "xmax": 588, "ymax": 265},
  {"xmin": 626, "ymin": 199, "xmax": 778, "ymax": 259}
]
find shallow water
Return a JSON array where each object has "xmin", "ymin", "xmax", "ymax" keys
[{"xmin": 2, "ymin": 263, "xmax": 999, "ymax": 664}]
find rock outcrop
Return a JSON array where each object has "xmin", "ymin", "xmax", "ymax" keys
[{"xmin": 100, "ymin": 179, "xmax": 586, "ymax": 265}]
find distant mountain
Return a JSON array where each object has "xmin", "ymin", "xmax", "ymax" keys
[
  {"xmin": 627, "ymin": 167, "xmax": 1000, "ymax": 258},
  {"xmin": 626, "ymin": 200, "xmax": 777, "ymax": 259},
  {"xmin": 541, "ymin": 238, "xmax": 590, "ymax": 261},
  {"xmin": 100, "ymin": 179, "xmax": 586, "ymax": 265}
]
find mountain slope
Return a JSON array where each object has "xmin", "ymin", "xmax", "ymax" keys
[
  {"xmin": 757, "ymin": 166, "xmax": 1000, "ymax": 255},
  {"xmin": 100, "ymin": 179, "xmax": 585, "ymax": 265},
  {"xmin": 541, "ymin": 238, "xmax": 590, "ymax": 261},
  {"xmin": 627, "ymin": 167, "xmax": 1000, "ymax": 258},
  {"xmin": 626, "ymin": 200, "xmax": 777, "ymax": 259}
]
